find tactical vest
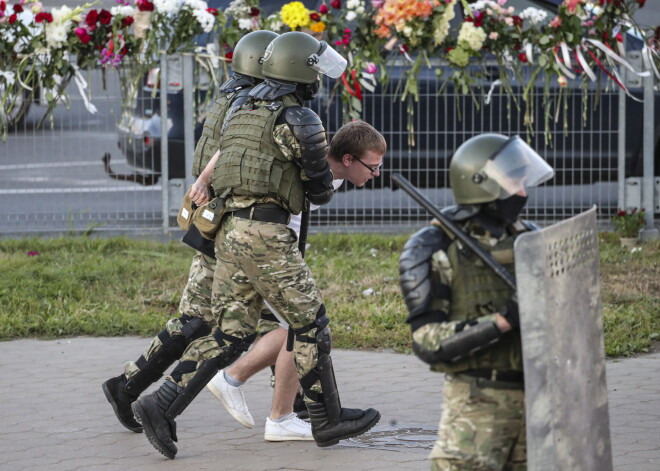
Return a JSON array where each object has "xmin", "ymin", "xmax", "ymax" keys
[
  {"xmin": 192, "ymin": 94, "xmax": 232, "ymax": 178},
  {"xmin": 212, "ymin": 94, "xmax": 305, "ymax": 214},
  {"xmin": 434, "ymin": 232, "xmax": 523, "ymax": 373}
]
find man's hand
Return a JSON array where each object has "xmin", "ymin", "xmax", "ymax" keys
[
  {"xmin": 497, "ymin": 299, "xmax": 520, "ymax": 332},
  {"xmin": 189, "ymin": 178, "xmax": 211, "ymax": 206}
]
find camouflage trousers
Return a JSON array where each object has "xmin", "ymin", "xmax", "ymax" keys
[
  {"xmin": 430, "ymin": 373, "xmax": 526, "ymax": 471},
  {"xmin": 125, "ymin": 251, "xmax": 279, "ymax": 382},
  {"xmin": 173, "ymin": 216, "xmax": 323, "ymax": 390}
]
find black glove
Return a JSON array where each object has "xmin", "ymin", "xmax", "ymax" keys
[{"xmin": 500, "ymin": 299, "xmax": 520, "ymax": 330}]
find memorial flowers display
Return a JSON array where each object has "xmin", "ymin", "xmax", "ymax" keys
[{"xmin": 0, "ymin": 0, "xmax": 658, "ymax": 139}]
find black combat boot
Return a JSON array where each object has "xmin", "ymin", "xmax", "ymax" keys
[
  {"xmin": 131, "ymin": 380, "xmax": 181, "ymax": 459},
  {"xmin": 306, "ymin": 396, "xmax": 380, "ymax": 447},
  {"xmin": 102, "ymin": 375, "xmax": 143, "ymax": 433}
]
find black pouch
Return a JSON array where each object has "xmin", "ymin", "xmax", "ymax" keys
[{"xmin": 182, "ymin": 225, "xmax": 216, "ymax": 259}]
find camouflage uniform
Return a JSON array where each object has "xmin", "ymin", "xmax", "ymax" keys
[
  {"xmin": 406, "ymin": 221, "xmax": 528, "ymax": 471},
  {"xmin": 172, "ymin": 118, "xmax": 323, "ymax": 389}
]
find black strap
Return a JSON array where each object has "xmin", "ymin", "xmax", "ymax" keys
[
  {"xmin": 462, "ymin": 369, "xmax": 524, "ymax": 383},
  {"xmin": 182, "ymin": 225, "xmax": 216, "ymax": 259},
  {"xmin": 232, "ymin": 205, "xmax": 290, "ymax": 225},
  {"xmin": 260, "ymin": 312, "xmax": 279, "ymax": 323}
]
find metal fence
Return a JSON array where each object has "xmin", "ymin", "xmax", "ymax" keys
[{"xmin": 1, "ymin": 57, "xmax": 657, "ymax": 237}]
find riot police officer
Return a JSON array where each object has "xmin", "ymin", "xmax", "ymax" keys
[
  {"xmin": 131, "ymin": 31, "xmax": 381, "ymax": 459},
  {"xmin": 399, "ymin": 133, "xmax": 554, "ymax": 470},
  {"xmin": 102, "ymin": 30, "xmax": 278, "ymax": 433}
]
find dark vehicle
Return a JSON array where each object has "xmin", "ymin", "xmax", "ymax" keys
[{"xmin": 112, "ymin": 0, "xmax": 660, "ymax": 190}]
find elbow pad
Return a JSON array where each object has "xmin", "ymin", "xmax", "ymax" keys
[
  {"xmin": 284, "ymin": 107, "xmax": 334, "ymax": 204},
  {"xmin": 412, "ymin": 321, "xmax": 502, "ymax": 365},
  {"xmin": 399, "ymin": 225, "xmax": 446, "ymax": 323}
]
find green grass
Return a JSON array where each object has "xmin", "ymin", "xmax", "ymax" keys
[{"xmin": 1, "ymin": 233, "xmax": 658, "ymax": 358}]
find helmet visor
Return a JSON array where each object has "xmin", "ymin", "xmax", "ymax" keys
[
  {"xmin": 481, "ymin": 136, "xmax": 554, "ymax": 199},
  {"xmin": 308, "ymin": 42, "xmax": 347, "ymax": 79}
]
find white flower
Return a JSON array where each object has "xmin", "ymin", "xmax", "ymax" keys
[
  {"xmin": 154, "ymin": 0, "xmax": 181, "ymax": 15},
  {"xmin": 46, "ymin": 24, "xmax": 69, "ymax": 49},
  {"xmin": 227, "ymin": 0, "xmax": 250, "ymax": 17},
  {"xmin": 346, "ymin": 0, "xmax": 360, "ymax": 9},
  {"xmin": 402, "ymin": 25, "xmax": 412, "ymax": 37},
  {"xmin": 457, "ymin": 21, "xmax": 486, "ymax": 52},
  {"xmin": 111, "ymin": 5, "xmax": 137, "ymax": 17},
  {"xmin": 238, "ymin": 18, "xmax": 253, "ymax": 30},
  {"xmin": 520, "ymin": 7, "xmax": 548, "ymax": 25},
  {"xmin": 193, "ymin": 8, "xmax": 215, "ymax": 33},
  {"xmin": 184, "ymin": 0, "xmax": 208, "ymax": 10},
  {"xmin": 433, "ymin": 0, "xmax": 456, "ymax": 46},
  {"xmin": 346, "ymin": 11, "xmax": 357, "ymax": 21}
]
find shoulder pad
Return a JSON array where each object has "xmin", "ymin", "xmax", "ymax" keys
[
  {"xmin": 283, "ymin": 106, "xmax": 323, "ymax": 126},
  {"xmin": 400, "ymin": 225, "xmax": 448, "ymax": 319},
  {"xmin": 401, "ymin": 225, "xmax": 447, "ymax": 252},
  {"xmin": 219, "ymin": 74, "xmax": 254, "ymax": 94},
  {"xmin": 441, "ymin": 205, "xmax": 480, "ymax": 222},
  {"xmin": 250, "ymin": 80, "xmax": 297, "ymax": 100}
]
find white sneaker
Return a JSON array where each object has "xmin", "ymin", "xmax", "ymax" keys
[
  {"xmin": 264, "ymin": 412, "xmax": 314, "ymax": 441},
  {"xmin": 207, "ymin": 370, "xmax": 255, "ymax": 428}
]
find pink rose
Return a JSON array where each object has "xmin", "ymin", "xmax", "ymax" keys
[
  {"xmin": 319, "ymin": 4, "xmax": 328, "ymax": 14},
  {"xmin": 365, "ymin": 62, "xmax": 377, "ymax": 74}
]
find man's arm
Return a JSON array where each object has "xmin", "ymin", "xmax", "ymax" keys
[{"xmin": 189, "ymin": 150, "xmax": 220, "ymax": 205}]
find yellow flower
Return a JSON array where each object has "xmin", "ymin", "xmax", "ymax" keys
[
  {"xmin": 310, "ymin": 21, "xmax": 326, "ymax": 33},
  {"xmin": 281, "ymin": 1, "xmax": 311, "ymax": 30}
]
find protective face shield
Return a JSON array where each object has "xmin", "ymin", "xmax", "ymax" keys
[
  {"xmin": 307, "ymin": 42, "xmax": 347, "ymax": 79},
  {"xmin": 478, "ymin": 136, "xmax": 554, "ymax": 200}
]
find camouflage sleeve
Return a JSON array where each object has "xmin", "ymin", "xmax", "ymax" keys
[{"xmin": 273, "ymin": 123, "xmax": 307, "ymax": 181}]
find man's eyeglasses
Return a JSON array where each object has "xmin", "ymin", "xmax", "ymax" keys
[{"xmin": 352, "ymin": 155, "xmax": 383, "ymax": 175}]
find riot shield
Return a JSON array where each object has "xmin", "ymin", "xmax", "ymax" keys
[{"xmin": 514, "ymin": 206, "xmax": 612, "ymax": 471}]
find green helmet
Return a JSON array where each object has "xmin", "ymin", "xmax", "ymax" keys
[
  {"xmin": 261, "ymin": 31, "xmax": 347, "ymax": 84},
  {"xmin": 231, "ymin": 30, "xmax": 279, "ymax": 79},
  {"xmin": 450, "ymin": 133, "xmax": 554, "ymax": 205}
]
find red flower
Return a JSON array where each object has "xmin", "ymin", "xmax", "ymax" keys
[
  {"xmin": 249, "ymin": 7, "xmax": 259, "ymax": 16},
  {"xmin": 319, "ymin": 3, "xmax": 328, "ymax": 13},
  {"xmin": 473, "ymin": 11, "xmax": 484, "ymax": 27},
  {"xmin": 121, "ymin": 45, "xmax": 129, "ymax": 56},
  {"xmin": 27, "ymin": 251, "xmax": 40, "ymax": 256},
  {"xmin": 518, "ymin": 52, "xmax": 528, "ymax": 63},
  {"xmin": 75, "ymin": 27, "xmax": 92, "ymax": 44},
  {"xmin": 638, "ymin": 0, "xmax": 646, "ymax": 6},
  {"xmin": 12, "ymin": 3, "xmax": 22, "ymax": 13},
  {"xmin": 225, "ymin": 51, "xmax": 233, "ymax": 61},
  {"xmin": 310, "ymin": 12, "xmax": 320, "ymax": 21},
  {"xmin": 122, "ymin": 16, "xmax": 134, "ymax": 27},
  {"xmin": 136, "ymin": 0, "xmax": 154, "ymax": 12},
  {"xmin": 399, "ymin": 43, "xmax": 409, "ymax": 53},
  {"xmin": 330, "ymin": 0, "xmax": 341, "ymax": 9},
  {"xmin": 35, "ymin": 12, "xmax": 53, "ymax": 23},
  {"xmin": 0, "ymin": 2, "xmax": 5, "ymax": 12},
  {"xmin": 206, "ymin": 7, "xmax": 218, "ymax": 15},
  {"xmin": 86, "ymin": 9, "xmax": 98, "ymax": 25},
  {"xmin": 98, "ymin": 9, "xmax": 112, "ymax": 25},
  {"xmin": 8, "ymin": 13, "xmax": 16, "ymax": 24},
  {"xmin": 512, "ymin": 15, "xmax": 523, "ymax": 27}
]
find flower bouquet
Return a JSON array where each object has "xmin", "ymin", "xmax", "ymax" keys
[{"xmin": 611, "ymin": 208, "xmax": 646, "ymax": 239}]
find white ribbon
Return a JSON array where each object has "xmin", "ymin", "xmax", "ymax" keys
[
  {"xmin": 484, "ymin": 79, "xmax": 501, "ymax": 105},
  {"xmin": 642, "ymin": 44, "xmax": 660, "ymax": 80},
  {"xmin": 71, "ymin": 64, "xmax": 98, "ymax": 114},
  {"xmin": 575, "ymin": 45, "xmax": 596, "ymax": 82},
  {"xmin": 585, "ymin": 39, "xmax": 650, "ymax": 77},
  {"xmin": 0, "ymin": 70, "xmax": 16, "ymax": 86},
  {"xmin": 560, "ymin": 42, "xmax": 572, "ymax": 70},
  {"xmin": 524, "ymin": 42, "xmax": 534, "ymax": 65},
  {"xmin": 554, "ymin": 51, "xmax": 575, "ymax": 79}
]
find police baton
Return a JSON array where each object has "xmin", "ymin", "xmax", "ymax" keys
[
  {"xmin": 298, "ymin": 209, "xmax": 310, "ymax": 257},
  {"xmin": 392, "ymin": 173, "xmax": 516, "ymax": 290}
]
